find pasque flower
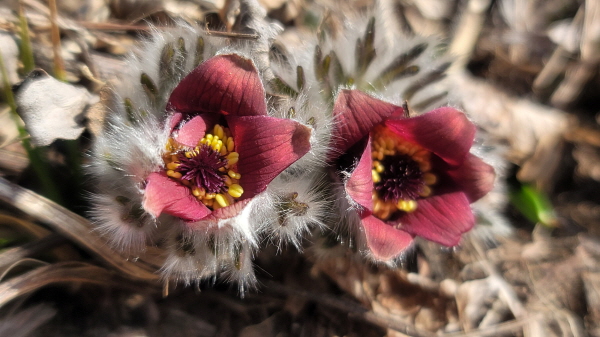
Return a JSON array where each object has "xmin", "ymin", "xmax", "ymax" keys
[
  {"xmin": 142, "ymin": 54, "xmax": 312, "ymax": 223},
  {"xmin": 332, "ymin": 90, "xmax": 495, "ymax": 260}
]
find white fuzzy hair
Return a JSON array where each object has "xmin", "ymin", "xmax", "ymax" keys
[
  {"xmin": 88, "ymin": 0, "xmax": 510, "ymax": 288},
  {"xmin": 270, "ymin": 6, "xmax": 510, "ymax": 262},
  {"xmin": 88, "ymin": 5, "xmax": 311, "ymax": 290},
  {"xmin": 262, "ymin": 171, "xmax": 330, "ymax": 251}
]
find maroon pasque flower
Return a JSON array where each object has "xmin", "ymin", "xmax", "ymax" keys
[
  {"xmin": 332, "ymin": 90, "xmax": 495, "ymax": 260},
  {"xmin": 142, "ymin": 54, "xmax": 311, "ymax": 222}
]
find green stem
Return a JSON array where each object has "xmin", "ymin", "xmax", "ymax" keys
[{"xmin": 17, "ymin": 2, "xmax": 35, "ymax": 74}]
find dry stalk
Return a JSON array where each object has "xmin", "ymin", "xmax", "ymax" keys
[
  {"xmin": 0, "ymin": 262, "xmax": 152, "ymax": 308},
  {"xmin": 0, "ymin": 177, "xmax": 161, "ymax": 282}
]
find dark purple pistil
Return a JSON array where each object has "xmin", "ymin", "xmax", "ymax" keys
[
  {"xmin": 175, "ymin": 145, "xmax": 228, "ymax": 193},
  {"xmin": 375, "ymin": 154, "xmax": 424, "ymax": 201}
]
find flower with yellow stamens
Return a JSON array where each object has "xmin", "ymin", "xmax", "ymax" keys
[
  {"xmin": 369, "ymin": 124, "xmax": 438, "ymax": 219},
  {"xmin": 162, "ymin": 123, "xmax": 244, "ymax": 211},
  {"xmin": 142, "ymin": 54, "xmax": 312, "ymax": 223},
  {"xmin": 331, "ymin": 89, "xmax": 495, "ymax": 261}
]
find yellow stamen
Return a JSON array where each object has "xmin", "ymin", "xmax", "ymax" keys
[
  {"xmin": 227, "ymin": 138, "xmax": 235, "ymax": 152},
  {"xmin": 379, "ymin": 208, "xmax": 392, "ymax": 220},
  {"xmin": 385, "ymin": 138, "xmax": 395, "ymax": 150},
  {"xmin": 228, "ymin": 170, "xmax": 241, "ymax": 180},
  {"xmin": 226, "ymin": 152, "xmax": 239, "ymax": 165},
  {"xmin": 192, "ymin": 186, "xmax": 205, "ymax": 197},
  {"xmin": 370, "ymin": 124, "xmax": 435, "ymax": 220},
  {"xmin": 214, "ymin": 124, "xmax": 224, "ymax": 140},
  {"xmin": 228, "ymin": 184, "xmax": 244, "ymax": 198},
  {"xmin": 213, "ymin": 140, "xmax": 222, "ymax": 152},
  {"xmin": 215, "ymin": 193, "xmax": 229, "ymax": 207},
  {"xmin": 423, "ymin": 172, "xmax": 437, "ymax": 185},
  {"xmin": 419, "ymin": 186, "xmax": 431, "ymax": 197},
  {"xmin": 163, "ymin": 123, "xmax": 245, "ymax": 211},
  {"xmin": 397, "ymin": 199, "xmax": 418, "ymax": 213},
  {"xmin": 373, "ymin": 199, "xmax": 383, "ymax": 213},
  {"xmin": 166, "ymin": 170, "xmax": 182, "ymax": 179},
  {"xmin": 372, "ymin": 170, "xmax": 381, "ymax": 183}
]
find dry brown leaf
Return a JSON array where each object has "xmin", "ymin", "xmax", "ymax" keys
[{"xmin": 452, "ymin": 72, "xmax": 568, "ymax": 188}]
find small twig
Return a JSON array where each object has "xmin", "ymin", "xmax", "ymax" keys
[
  {"xmin": 0, "ymin": 258, "xmax": 49, "ymax": 282},
  {"xmin": 0, "ymin": 177, "xmax": 160, "ymax": 282},
  {"xmin": 47, "ymin": 0, "xmax": 65, "ymax": 81},
  {"xmin": 470, "ymin": 239, "xmax": 527, "ymax": 319},
  {"xmin": 442, "ymin": 315, "xmax": 540, "ymax": 337},
  {"xmin": 264, "ymin": 281, "xmax": 436, "ymax": 337},
  {"xmin": 449, "ymin": 0, "xmax": 492, "ymax": 72},
  {"xmin": 203, "ymin": 28, "xmax": 259, "ymax": 40},
  {"xmin": 0, "ymin": 262, "xmax": 154, "ymax": 308},
  {"xmin": 402, "ymin": 100, "xmax": 411, "ymax": 118}
]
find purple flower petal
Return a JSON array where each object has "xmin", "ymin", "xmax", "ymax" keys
[
  {"xmin": 399, "ymin": 192, "xmax": 474, "ymax": 246},
  {"xmin": 445, "ymin": 154, "xmax": 495, "ymax": 202},
  {"xmin": 332, "ymin": 90, "xmax": 402, "ymax": 159},
  {"xmin": 167, "ymin": 54, "xmax": 267, "ymax": 117},
  {"xmin": 227, "ymin": 115, "xmax": 311, "ymax": 198},
  {"xmin": 385, "ymin": 107, "xmax": 475, "ymax": 166},
  {"xmin": 345, "ymin": 137, "xmax": 374, "ymax": 212},
  {"xmin": 362, "ymin": 215, "xmax": 414, "ymax": 260},
  {"xmin": 169, "ymin": 112, "xmax": 183, "ymax": 130},
  {"xmin": 173, "ymin": 114, "xmax": 209, "ymax": 147},
  {"xmin": 143, "ymin": 172, "xmax": 211, "ymax": 222}
]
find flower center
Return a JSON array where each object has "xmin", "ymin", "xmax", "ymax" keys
[
  {"xmin": 375, "ymin": 154, "xmax": 424, "ymax": 201},
  {"xmin": 176, "ymin": 145, "xmax": 228, "ymax": 193},
  {"xmin": 371, "ymin": 125, "xmax": 437, "ymax": 220},
  {"xmin": 164, "ymin": 124, "xmax": 244, "ymax": 210}
]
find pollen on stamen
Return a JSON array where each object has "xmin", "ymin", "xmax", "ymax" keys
[
  {"xmin": 163, "ymin": 123, "xmax": 244, "ymax": 211},
  {"xmin": 370, "ymin": 125, "xmax": 438, "ymax": 220}
]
